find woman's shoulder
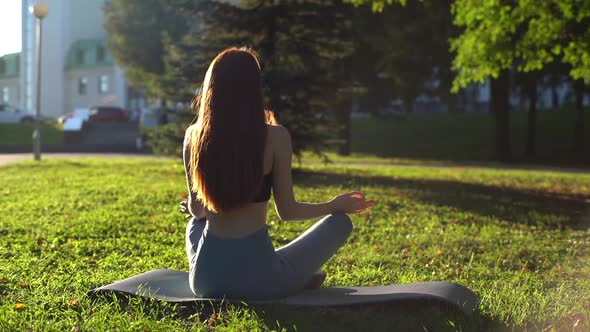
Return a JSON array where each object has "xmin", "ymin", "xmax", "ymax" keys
[
  {"xmin": 185, "ymin": 124, "xmax": 196, "ymax": 135},
  {"xmin": 183, "ymin": 125, "xmax": 198, "ymax": 153},
  {"xmin": 265, "ymin": 125, "xmax": 291, "ymax": 161},
  {"xmin": 266, "ymin": 124, "xmax": 290, "ymax": 142},
  {"xmin": 184, "ymin": 124, "xmax": 198, "ymax": 143}
]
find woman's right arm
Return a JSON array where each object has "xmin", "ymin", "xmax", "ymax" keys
[
  {"xmin": 271, "ymin": 126, "xmax": 374, "ymax": 221},
  {"xmin": 183, "ymin": 127, "xmax": 207, "ymax": 219}
]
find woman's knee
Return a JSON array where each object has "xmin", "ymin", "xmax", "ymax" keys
[
  {"xmin": 186, "ymin": 217, "xmax": 206, "ymax": 234},
  {"xmin": 326, "ymin": 212, "xmax": 353, "ymax": 237},
  {"xmin": 186, "ymin": 217, "xmax": 207, "ymax": 254}
]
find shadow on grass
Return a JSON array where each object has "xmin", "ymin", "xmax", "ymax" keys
[
  {"xmin": 175, "ymin": 299, "xmax": 507, "ymax": 331},
  {"xmin": 176, "ymin": 299, "xmax": 507, "ymax": 332},
  {"xmin": 256, "ymin": 300, "xmax": 508, "ymax": 332},
  {"xmin": 293, "ymin": 170, "xmax": 590, "ymax": 230},
  {"xmin": 90, "ymin": 292, "xmax": 509, "ymax": 331},
  {"xmin": 2, "ymin": 159, "xmax": 90, "ymax": 169}
]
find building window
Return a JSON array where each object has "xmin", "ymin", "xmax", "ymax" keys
[
  {"xmin": 2, "ymin": 87, "xmax": 9, "ymax": 102},
  {"xmin": 78, "ymin": 77, "xmax": 88, "ymax": 95},
  {"xmin": 99, "ymin": 75, "xmax": 109, "ymax": 93},
  {"xmin": 97, "ymin": 46, "xmax": 105, "ymax": 62},
  {"xmin": 76, "ymin": 49, "xmax": 85, "ymax": 65}
]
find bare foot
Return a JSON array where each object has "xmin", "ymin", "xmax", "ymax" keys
[{"xmin": 304, "ymin": 270, "xmax": 327, "ymax": 290}]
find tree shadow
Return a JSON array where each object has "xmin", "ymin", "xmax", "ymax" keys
[
  {"xmin": 256, "ymin": 300, "xmax": 506, "ymax": 332},
  {"xmin": 2, "ymin": 159, "xmax": 90, "ymax": 168},
  {"xmin": 293, "ymin": 170, "xmax": 590, "ymax": 230},
  {"xmin": 171, "ymin": 298, "xmax": 509, "ymax": 332},
  {"xmin": 93, "ymin": 291, "xmax": 514, "ymax": 331}
]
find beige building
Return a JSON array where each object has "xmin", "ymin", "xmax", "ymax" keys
[
  {"xmin": 0, "ymin": 0, "xmax": 145, "ymax": 118},
  {"xmin": 62, "ymin": 38, "xmax": 129, "ymax": 116}
]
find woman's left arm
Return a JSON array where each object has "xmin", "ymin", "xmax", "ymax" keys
[{"xmin": 183, "ymin": 127, "xmax": 207, "ymax": 219}]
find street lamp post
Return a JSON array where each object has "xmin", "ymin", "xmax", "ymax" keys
[{"xmin": 31, "ymin": 2, "xmax": 48, "ymax": 161}]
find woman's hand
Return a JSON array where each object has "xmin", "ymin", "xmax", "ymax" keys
[
  {"xmin": 331, "ymin": 191, "xmax": 375, "ymax": 214},
  {"xmin": 179, "ymin": 200, "xmax": 192, "ymax": 219}
]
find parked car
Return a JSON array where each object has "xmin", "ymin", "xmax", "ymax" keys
[
  {"xmin": 88, "ymin": 106, "xmax": 129, "ymax": 123},
  {"xmin": 58, "ymin": 108, "xmax": 91, "ymax": 125},
  {"xmin": 0, "ymin": 103, "xmax": 36, "ymax": 123}
]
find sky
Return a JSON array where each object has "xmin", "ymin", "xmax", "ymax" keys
[{"xmin": 0, "ymin": 0, "xmax": 22, "ymax": 57}]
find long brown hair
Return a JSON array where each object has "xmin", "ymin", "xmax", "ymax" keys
[{"xmin": 187, "ymin": 47, "xmax": 277, "ymax": 213}]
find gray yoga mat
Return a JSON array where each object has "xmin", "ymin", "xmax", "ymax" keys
[{"xmin": 89, "ymin": 269, "xmax": 479, "ymax": 313}]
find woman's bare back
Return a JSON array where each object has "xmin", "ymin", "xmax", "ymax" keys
[{"xmin": 185, "ymin": 124, "xmax": 281, "ymax": 238}]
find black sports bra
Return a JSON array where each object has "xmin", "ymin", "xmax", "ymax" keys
[{"xmin": 253, "ymin": 172, "xmax": 272, "ymax": 202}]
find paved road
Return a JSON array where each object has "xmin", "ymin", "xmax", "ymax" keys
[
  {"xmin": 0, "ymin": 153, "xmax": 158, "ymax": 166},
  {"xmin": 2, "ymin": 152, "xmax": 587, "ymax": 174}
]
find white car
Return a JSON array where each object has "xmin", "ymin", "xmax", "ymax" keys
[
  {"xmin": 58, "ymin": 108, "xmax": 91, "ymax": 124},
  {"xmin": 0, "ymin": 103, "xmax": 36, "ymax": 123},
  {"xmin": 136, "ymin": 107, "xmax": 159, "ymax": 151}
]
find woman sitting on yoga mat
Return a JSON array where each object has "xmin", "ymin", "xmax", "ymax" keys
[{"xmin": 180, "ymin": 47, "xmax": 374, "ymax": 300}]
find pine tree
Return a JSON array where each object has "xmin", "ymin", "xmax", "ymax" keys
[{"xmin": 163, "ymin": 0, "xmax": 356, "ymax": 154}]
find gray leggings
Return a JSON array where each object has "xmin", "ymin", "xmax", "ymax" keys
[{"xmin": 185, "ymin": 213, "xmax": 353, "ymax": 300}]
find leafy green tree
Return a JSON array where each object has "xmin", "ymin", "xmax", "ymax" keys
[
  {"xmin": 348, "ymin": 0, "xmax": 589, "ymax": 160},
  {"xmin": 350, "ymin": 0, "xmax": 455, "ymax": 113},
  {"xmin": 527, "ymin": 1, "xmax": 588, "ymax": 153},
  {"xmin": 450, "ymin": 1, "xmax": 524, "ymax": 162},
  {"xmin": 344, "ymin": 0, "xmax": 407, "ymax": 13},
  {"xmin": 451, "ymin": 0, "xmax": 590, "ymax": 159},
  {"xmin": 103, "ymin": 0, "xmax": 188, "ymax": 98}
]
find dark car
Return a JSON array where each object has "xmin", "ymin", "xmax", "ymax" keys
[{"xmin": 88, "ymin": 106, "xmax": 129, "ymax": 123}]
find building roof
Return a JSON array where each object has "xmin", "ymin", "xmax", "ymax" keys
[
  {"xmin": 66, "ymin": 38, "xmax": 114, "ymax": 70},
  {"xmin": 0, "ymin": 53, "xmax": 20, "ymax": 79}
]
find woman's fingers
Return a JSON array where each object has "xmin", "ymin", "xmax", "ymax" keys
[
  {"xmin": 350, "ymin": 198, "xmax": 375, "ymax": 213},
  {"xmin": 356, "ymin": 199, "xmax": 374, "ymax": 206},
  {"xmin": 350, "ymin": 192, "xmax": 365, "ymax": 199},
  {"xmin": 353, "ymin": 207, "xmax": 370, "ymax": 213},
  {"xmin": 333, "ymin": 192, "xmax": 374, "ymax": 214},
  {"xmin": 179, "ymin": 201, "xmax": 188, "ymax": 213},
  {"xmin": 358, "ymin": 201, "xmax": 374, "ymax": 210}
]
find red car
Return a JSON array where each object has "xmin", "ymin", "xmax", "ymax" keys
[{"xmin": 88, "ymin": 106, "xmax": 129, "ymax": 123}]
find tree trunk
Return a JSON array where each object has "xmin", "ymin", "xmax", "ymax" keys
[
  {"xmin": 490, "ymin": 71, "xmax": 512, "ymax": 162},
  {"xmin": 574, "ymin": 79, "xmax": 585, "ymax": 152},
  {"xmin": 525, "ymin": 74, "xmax": 537, "ymax": 157},
  {"xmin": 552, "ymin": 88, "xmax": 559, "ymax": 109},
  {"xmin": 447, "ymin": 90, "xmax": 459, "ymax": 113},
  {"xmin": 261, "ymin": 4, "xmax": 279, "ymax": 114},
  {"xmin": 403, "ymin": 97, "xmax": 413, "ymax": 113},
  {"xmin": 338, "ymin": 102, "xmax": 352, "ymax": 156},
  {"xmin": 339, "ymin": 96, "xmax": 357, "ymax": 155},
  {"xmin": 366, "ymin": 83, "xmax": 380, "ymax": 116}
]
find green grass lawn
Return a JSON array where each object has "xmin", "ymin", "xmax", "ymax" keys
[
  {"xmin": 350, "ymin": 108, "xmax": 590, "ymax": 166},
  {"xmin": 0, "ymin": 123, "xmax": 64, "ymax": 145},
  {"xmin": 0, "ymin": 158, "xmax": 588, "ymax": 331}
]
